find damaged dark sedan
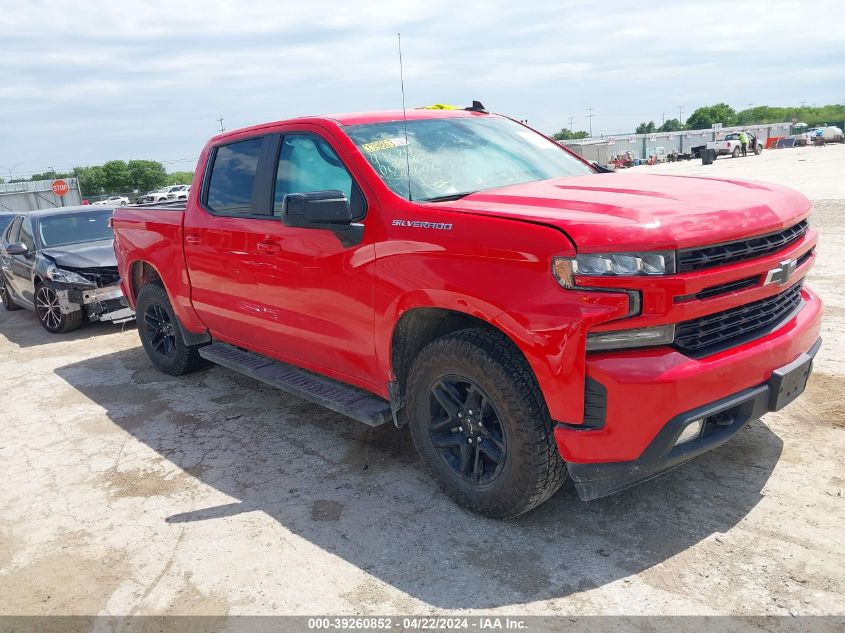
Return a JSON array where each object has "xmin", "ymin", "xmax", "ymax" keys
[{"xmin": 0, "ymin": 206, "xmax": 134, "ymax": 333}]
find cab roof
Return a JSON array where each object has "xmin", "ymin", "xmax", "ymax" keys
[{"xmin": 210, "ymin": 108, "xmax": 498, "ymax": 144}]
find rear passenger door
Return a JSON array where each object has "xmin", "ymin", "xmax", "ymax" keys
[{"xmin": 183, "ymin": 127, "xmax": 381, "ymax": 389}]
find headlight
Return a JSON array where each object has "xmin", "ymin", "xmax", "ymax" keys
[
  {"xmin": 586, "ymin": 324, "xmax": 675, "ymax": 351},
  {"xmin": 46, "ymin": 265, "xmax": 95, "ymax": 286},
  {"xmin": 552, "ymin": 252, "xmax": 674, "ymax": 288}
]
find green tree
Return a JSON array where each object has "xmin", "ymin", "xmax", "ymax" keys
[
  {"xmin": 735, "ymin": 104, "xmax": 845, "ymax": 126},
  {"xmin": 685, "ymin": 103, "xmax": 737, "ymax": 130},
  {"xmin": 657, "ymin": 118, "xmax": 684, "ymax": 132},
  {"xmin": 635, "ymin": 121, "xmax": 656, "ymax": 134},
  {"xmin": 165, "ymin": 171, "xmax": 194, "ymax": 186},
  {"xmin": 73, "ymin": 165, "xmax": 106, "ymax": 197},
  {"xmin": 128, "ymin": 160, "xmax": 168, "ymax": 191},
  {"xmin": 551, "ymin": 128, "xmax": 589, "ymax": 140},
  {"xmin": 101, "ymin": 160, "xmax": 132, "ymax": 193}
]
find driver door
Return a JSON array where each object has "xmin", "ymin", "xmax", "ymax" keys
[
  {"xmin": 184, "ymin": 126, "xmax": 381, "ymax": 389},
  {"xmin": 10, "ymin": 217, "xmax": 37, "ymax": 306}
]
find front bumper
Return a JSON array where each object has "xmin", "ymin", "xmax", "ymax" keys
[
  {"xmin": 567, "ymin": 337, "xmax": 820, "ymax": 500},
  {"xmin": 52, "ymin": 284, "xmax": 135, "ymax": 323},
  {"xmin": 556, "ymin": 285, "xmax": 823, "ymax": 500}
]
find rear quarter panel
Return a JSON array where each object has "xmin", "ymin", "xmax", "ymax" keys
[{"xmin": 112, "ymin": 206, "xmax": 206, "ymax": 333}]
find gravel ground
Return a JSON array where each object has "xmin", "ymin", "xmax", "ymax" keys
[{"xmin": 0, "ymin": 144, "xmax": 843, "ymax": 617}]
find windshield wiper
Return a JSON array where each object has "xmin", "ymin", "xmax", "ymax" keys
[{"xmin": 419, "ymin": 191, "xmax": 477, "ymax": 203}]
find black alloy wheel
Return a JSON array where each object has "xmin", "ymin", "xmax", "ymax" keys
[
  {"xmin": 0, "ymin": 275, "xmax": 20, "ymax": 311},
  {"xmin": 134, "ymin": 284, "xmax": 202, "ymax": 375},
  {"xmin": 406, "ymin": 328, "xmax": 566, "ymax": 518},
  {"xmin": 427, "ymin": 375, "xmax": 507, "ymax": 485},
  {"xmin": 144, "ymin": 302, "xmax": 177, "ymax": 358}
]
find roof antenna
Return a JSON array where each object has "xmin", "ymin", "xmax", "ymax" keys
[{"xmin": 398, "ymin": 33, "xmax": 412, "ymax": 201}]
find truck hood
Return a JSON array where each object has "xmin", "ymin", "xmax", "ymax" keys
[
  {"xmin": 41, "ymin": 239, "xmax": 117, "ymax": 269},
  {"xmin": 441, "ymin": 173, "xmax": 811, "ymax": 251}
]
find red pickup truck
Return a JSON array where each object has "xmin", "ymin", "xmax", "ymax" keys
[{"xmin": 112, "ymin": 106, "xmax": 822, "ymax": 517}]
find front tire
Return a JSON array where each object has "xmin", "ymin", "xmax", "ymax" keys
[
  {"xmin": 35, "ymin": 284, "xmax": 83, "ymax": 333},
  {"xmin": 0, "ymin": 275, "xmax": 21, "ymax": 311},
  {"xmin": 136, "ymin": 283, "xmax": 201, "ymax": 375},
  {"xmin": 406, "ymin": 328, "xmax": 566, "ymax": 518}
]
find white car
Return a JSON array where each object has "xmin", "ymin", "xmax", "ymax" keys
[
  {"xmin": 166, "ymin": 185, "xmax": 191, "ymax": 201},
  {"xmin": 145, "ymin": 185, "xmax": 188, "ymax": 203},
  {"xmin": 706, "ymin": 132, "xmax": 763, "ymax": 158},
  {"xmin": 92, "ymin": 195, "xmax": 129, "ymax": 206}
]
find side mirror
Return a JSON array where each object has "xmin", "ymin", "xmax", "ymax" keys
[
  {"xmin": 283, "ymin": 190, "xmax": 353, "ymax": 228},
  {"xmin": 5, "ymin": 243, "xmax": 28, "ymax": 256}
]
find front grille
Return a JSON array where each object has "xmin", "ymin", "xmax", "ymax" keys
[
  {"xmin": 677, "ymin": 220, "xmax": 808, "ymax": 272},
  {"xmin": 68, "ymin": 266, "xmax": 121, "ymax": 288},
  {"xmin": 677, "ymin": 275, "xmax": 760, "ymax": 302},
  {"xmin": 674, "ymin": 280, "xmax": 804, "ymax": 356}
]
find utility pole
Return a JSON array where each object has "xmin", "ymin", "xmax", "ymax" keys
[
  {"xmin": 568, "ymin": 115, "xmax": 575, "ymax": 132},
  {"xmin": 661, "ymin": 112, "xmax": 666, "ymax": 126},
  {"xmin": 2, "ymin": 162, "xmax": 23, "ymax": 181},
  {"xmin": 677, "ymin": 106, "xmax": 684, "ymax": 125},
  {"xmin": 217, "ymin": 116, "xmax": 225, "ymax": 133},
  {"xmin": 586, "ymin": 107, "xmax": 595, "ymax": 137}
]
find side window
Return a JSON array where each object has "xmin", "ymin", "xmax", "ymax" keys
[
  {"xmin": 205, "ymin": 137, "xmax": 265, "ymax": 215},
  {"xmin": 5, "ymin": 217, "xmax": 22, "ymax": 244},
  {"xmin": 274, "ymin": 134, "xmax": 366, "ymax": 220},
  {"xmin": 19, "ymin": 219, "xmax": 35, "ymax": 252}
]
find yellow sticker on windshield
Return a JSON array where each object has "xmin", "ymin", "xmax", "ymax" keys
[{"xmin": 361, "ymin": 137, "xmax": 408, "ymax": 153}]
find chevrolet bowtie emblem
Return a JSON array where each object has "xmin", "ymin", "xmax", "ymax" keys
[{"xmin": 764, "ymin": 259, "xmax": 797, "ymax": 287}]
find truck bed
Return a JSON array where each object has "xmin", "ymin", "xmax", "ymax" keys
[{"xmin": 125, "ymin": 200, "xmax": 187, "ymax": 211}]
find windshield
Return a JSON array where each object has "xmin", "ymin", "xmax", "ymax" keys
[
  {"xmin": 38, "ymin": 210, "xmax": 114, "ymax": 248},
  {"xmin": 345, "ymin": 116, "xmax": 592, "ymax": 201}
]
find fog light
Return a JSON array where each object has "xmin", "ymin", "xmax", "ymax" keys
[
  {"xmin": 586, "ymin": 324, "xmax": 675, "ymax": 351},
  {"xmin": 675, "ymin": 419, "xmax": 704, "ymax": 445}
]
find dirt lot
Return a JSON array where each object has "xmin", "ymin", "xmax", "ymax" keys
[{"xmin": 1, "ymin": 144, "xmax": 843, "ymax": 617}]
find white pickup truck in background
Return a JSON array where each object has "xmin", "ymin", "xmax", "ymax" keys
[{"xmin": 706, "ymin": 132, "xmax": 763, "ymax": 158}]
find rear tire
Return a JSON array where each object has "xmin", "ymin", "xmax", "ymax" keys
[
  {"xmin": 136, "ymin": 283, "xmax": 201, "ymax": 375},
  {"xmin": 406, "ymin": 328, "xmax": 566, "ymax": 518},
  {"xmin": 0, "ymin": 275, "xmax": 21, "ymax": 311},
  {"xmin": 35, "ymin": 284, "xmax": 83, "ymax": 333},
  {"xmin": 732, "ymin": 146, "xmax": 741, "ymax": 158}
]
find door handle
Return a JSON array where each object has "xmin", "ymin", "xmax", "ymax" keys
[
  {"xmin": 185, "ymin": 233, "xmax": 201, "ymax": 245},
  {"xmin": 256, "ymin": 240, "xmax": 281, "ymax": 255}
]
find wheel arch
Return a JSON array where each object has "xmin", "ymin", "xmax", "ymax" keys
[
  {"xmin": 128, "ymin": 260, "xmax": 164, "ymax": 305},
  {"xmin": 129, "ymin": 259, "xmax": 210, "ymax": 346},
  {"xmin": 389, "ymin": 306, "xmax": 549, "ymax": 422}
]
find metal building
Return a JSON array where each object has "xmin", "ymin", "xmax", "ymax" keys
[{"xmin": 0, "ymin": 178, "xmax": 83, "ymax": 213}]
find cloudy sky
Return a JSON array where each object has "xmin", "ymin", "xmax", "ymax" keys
[{"xmin": 1, "ymin": 0, "xmax": 843, "ymax": 178}]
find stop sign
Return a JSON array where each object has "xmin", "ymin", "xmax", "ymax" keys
[{"xmin": 52, "ymin": 179, "xmax": 69, "ymax": 197}]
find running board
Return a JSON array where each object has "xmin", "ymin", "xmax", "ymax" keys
[{"xmin": 199, "ymin": 342, "xmax": 392, "ymax": 427}]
